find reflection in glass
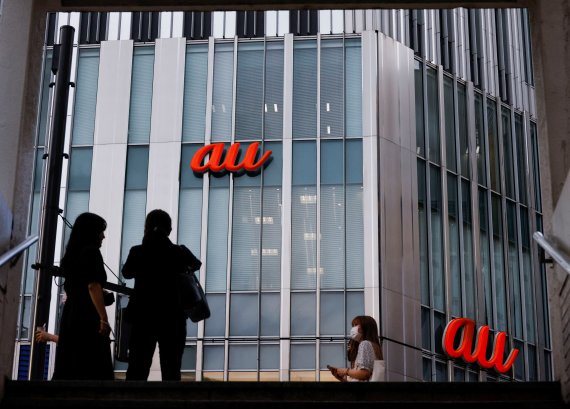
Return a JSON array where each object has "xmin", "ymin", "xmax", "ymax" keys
[
  {"xmin": 415, "ymin": 61, "xmax": 425, "ymax": 157},
  {"xmin": 293, "ymin": 40, "xmax": 317, "ymax": 139},
  {"xmin": 458, "ymin": 84, "xmax": 469, "ymax": 177},
  {"xmin": 418, "ymin": 160, "xmax": 429, "ymax": 305},
  {"xmin": 487, "ymin": 100, "xmax": 501, "ymax": 192},
  {"xmin": 502, "ymin": 108, "xmax": 515, "ymax": 199},
  {"xmin": 448, "ymin": 173, "xmax": 461, "ymax": 316},
  {"xmin": 212, "ymin": 43, "xmax": 234, "ymax": 142},
  {"xmin": 443, "ymin": 76, "xmax": 456, "ymax": 172},
  {"xmin": 492, "ymin": 194, "xmax": 507, "ymax": 331},
  {"xmin": 479, "ymin": 188, "xmax": 493, "ymax": 325},
  {"xmin": 236, "ymin": 42, "xmax": 264, "ymax": 140},
  {"xmin": 475, "ymin": 93, "xmax": 487, "ymax": 186},
  {"xmin": 321, "ymin": 40, "xmax": 343, "ymax": 138},
  {"xmin": 514, "ymin": 114, "xmax": 527, "ymax": 205},
  {"xmin": 430, "ymin": 166, "xmax": 445, "ymax": 311},
  {"xmin": 427, "ymin": 68, "xmax": 440, "ymax": 163},
  {"xmin": 507, "ymin": 201, "xmax": 522, "ymax": 338},
  {"xmin": 462, "ymin": 179, "xmax": 475, "ymax": 319}
]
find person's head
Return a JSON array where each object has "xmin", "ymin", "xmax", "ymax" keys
[
  {"xmin": 144, "ymin": 209, "xmax": 172, "ymax": 238},
  {"xmin": 65, "ymin": 212, "xmax": 107, "ymax": 254},
  {"xmin": 350, "ymin": 315, "xmax": 380, "ymax": 345}
]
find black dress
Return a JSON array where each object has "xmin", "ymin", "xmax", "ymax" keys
[
  {"xmin": 122, "ymin": 233, "xmax": 201, "ymax": 381},
  {"xmin": 52, "ymin": 246, "xmax": 114, "ymax": 380}
]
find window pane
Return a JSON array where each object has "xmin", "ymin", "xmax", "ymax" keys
[
  {"xmin": 260, "ymin": 344, "xmax": 279, "ymax": 370},
  {"xmin": 203, "ymin": 345, "xmax": 224, "ymax": 370},
  {"xmin": 291, "ymin": 292, "xmax": 316, "ymax": 335},
  {"xmin": 475, "ymin": 93, "xmax": 486, "ymax": 186},
  {"xmin": 520, "ymin": 207, "xmax": 535, "ymax": 343},
  {"xmin": 64, "ymin": 191, "xmax": 90, "ymax": 247},
  {"xmin": 264, "ymin": 42, "xmax": 284, "ymax": 140},
  {"xmin": 434, "ymin": 312, "xmax": 445, "ymax": 355},
  {"xmin": 125, "ymin": 145, "xmax": 150, "ymax": 190},
  {"xmin": 415, "ymin": 61, "xmax": 425, "ymax": 157},
  {"xmin": 204, "ymin": 294, "xmax": 226, "ymax": 337},
  {"xmin": 345, "ymin": 39, "xmax": 362, "ymax": 138},
  {"xmin": 423, "ymin": 357, "xmax": 432, "ymax": 381},
  {"xmin": 212, "ymin": 43, "xmax": 234, "ymax": 142},
  {"xmin": 435, "ymin": 361, "xmax": 447, "ymax": 381},
  {"xmin": 422, "ymin": 307, "xmax": 431, "ymax": 350},
  {"xmin": 458, "ymin": 84, "xmax": 469, "ymax": 177},
  {"xmin": 502, "ymin": 108, "xmax": 515, "ymax": 199},
  {"xmin": 128, "ymin": 47, "xmax": 154, "ymax": 144},
  {"xmin": 530, "ymin": 123, "xmax": 541, "ymax": 212},
  {"xmin": 479, "ymin": 188, "xmax": 493, "ymax": 325},
  {"xmin": 462, "ymin": 179, "xmax": 475, "ymax": 319},
  {"xmin": 492, "ymin": 194, "xmax": 507, "ymax": 331},
  {"xmin": 68, "ymin": 147, "xmax": 93, "ymax": 191},
  {"xmin": 260, "ymin": 293, "xmax": 280, "ymax": 336},
  {"xmin": 206, "ymin": 184, "xmax": 229, "ymax": 292},
  {"xmin": 230, "ymin": 293, "xmax": 258, "ymax": 336},
  {"xmin": 346, "ymin": 140, "xmax": 364, "ymax": 289},
  {"xmin": 293, "ymin": 40, "xmax": 317, "ymax": 139},
  {"xmin": 320, "ymin": 292, "xmax": 344, "ymax": 336},
  {"xmin": 515, "ymin": 114, "xmax": 527, "ymax": 205},
  {"xmin": 229, "ymin": 345, "xmax": 257, "ymax": 370},
  {"xmin": 178, "ymin": 145, "xmax": 203, "ymax": 256},
  {"xmin": 443, "ymin": 76, "xmax": 456, "ymax": 172},
  {"xmin": 181, "ymin": 345, "xmax": 197, "ymax": 370},
  {"xmin": 320, "ymin": 343, "xmax": 345, "ymax": 369},
  {"xmin": 507, "ymin": 201, "xmax": 522, "ymax": 338},
  {"xmin": 38, "ymin": 51, "xmax": 53, "ymax": 147},
  {"xmin": 320, "ymin": 39, "xmax": 343, "ymax": 138},
  {"xmin": 292, "ymin": 142, "xmax": 317, "ymax": 289},
  {"xmin": 430, "ymin": 166, "xmax": 445, "ymax": 311},
  {"xmin": 72, "ymin": 49, "xmax": 99, "ymax": 145},
  {"xmin": 236, "ymin": 42, "xmax": 264, "ymax": 141},
  {"xmin": 448, "ymin": 173, "xmax": 461, "ymax": 316},
  {"xmin": 183, "ymin": 44, "xmax": 208, "ymax": 142},
  {"xmin": 487, "ymin": 99, "xmax": 501, "ymax": 192},
  {"xmin": 291, "ymin": 344, "xmax": 315, "ymax": 370},
  {"xmin": 418, "ymin": 160, "xmax": 429, "ymax": 305},
  {"xmin": 427, "ymin": 68, "xmax": 440, "ymax": 163}
]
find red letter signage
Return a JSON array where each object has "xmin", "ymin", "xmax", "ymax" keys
[
  {"xmin": 442, "ymin": 318, "xmax": 519, "ymax": 374},
  {"xmin": 190, "ymin": 142, "xmax": 272, "ymax": 174}
]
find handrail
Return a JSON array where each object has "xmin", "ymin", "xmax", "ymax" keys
[
  {"xmin": 0, "ymin": 235, "xmax": 39, "ymax": 268},
  {"xmin": 533, "ymin": 232, "xmax": 570, "ymax": 276}
]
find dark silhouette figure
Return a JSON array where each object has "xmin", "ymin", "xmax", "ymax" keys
[
  {"xmin": 123, "ymin": 209, "xmax": 201, "ymax": 381},
  {"xmin": 52, "ymin": 212, "xmax": 114, "ymax": 380}
]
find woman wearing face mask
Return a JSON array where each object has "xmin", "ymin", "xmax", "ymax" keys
[{"xmin": 328, "ymin": 315, "xmax": 383, "ymax": 382}]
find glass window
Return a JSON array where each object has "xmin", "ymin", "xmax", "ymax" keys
[
  {"xmin": 443, "ymin": 76, "xmax": 456, "ymax": 172},
  {"xmin": 434, "ymin": 311, "xmax": 446, "ymax": 355},
  {"xmin": 515, "ymin": 114, "xmax": 527, "ymax": 205},
  {"xmin": 492, "ymin": 194, "xmax": 507, "ymax": 331},
  {"xmin": 211, "ymin": 43, "xmax": 234, "ymax": 142},
  {"xmin": 181, "ymin": 345, "xmax": 197, "ymax": 370},
  {"xmin": 206, "ymin": 173, "xmax": 230, "ymax": 292},
  {"xmin": 264, "ymin": 42, "xmax": 284, "ymax": 140},
  {"xmin": 38, "ymin": 50, "xmax": 53, "ymax": 147},
  {"xmin": 321, "ymin": 140, "xmax": 344, "ymax": 289},
  {"xmin": 427, "ymin": 68, "xmax": 440, "ymax": 164},
  {"xmin": 454, "ymin": 367, "xmax": 465, "ymax": 382},
  {"xmin": 479, "ymin": 188, "xmax": 493, "ymax": 325},
  {"xmin": 72, "ymin": 49, "xmax": 99, "ymax": 146},
  {"xmin": 293, "ymin": 40, "xmax": 317, "ymax": 139},
  {"xmin": 178, "ymin": 145, "xmax": 203, "ymax": 256},
  {"xmin": 514, "ymin": 340, "xmax": 525, "ymax": 380},
  {"xmin": 448, "ymin": 173, "xmax": 461, "ymax": 316},
  {"xmin": 435, "ymin": 360, "xmax": 447, "ymax": 381},
  {"xmin": 346, "ymin": 140, "xmax": 364, "ymax": 289},
  {"xmin": 458, "ymin": 84, "xmax": 469, "ymax": 177},
  {"xmin": 320, "ymin": 343, "xmax": 345, "ymax": 369},
  {"xmin": 292, "ymin": 142, "xmax": 317, "ymax": 290},
  {"xmin": 421, "ymin": 307, "xmax": 431, "ymax": 350},
  {"xmin": 321, "ymin": 39, "xmax": 343, "ymax": 138},
  {"xmin": 345, "ymin": 39, "xmax": 362, "ymax": 138},
  {"xmin": 125, "ymin": 145, "xmax": 150, "ymax": 190},
  {"xmin": 415, "ymin": 61, "xmax": 425, "ymax": 157},
  {"xmin": 502, "ymin": 108, "xmax": 515, "ymax": 199},
  {"xmin": 320, "ymin": 292, "xmax": 344, "ymax": 336},
  {"xmin": 291, "ymin": 292, "xmax": 316, "ymax": 336},
  {"xmin": 230, "ymin": 293, "xmax": 258, "ymax": 336},
  {"xmin": 260, "ymin": 293, "xmax": 280, "ymax": 336},
  {"xmin": 260, "ymin": 344, "xmax": 280, "ymax": 370},
  {"xmin": 430, "ymin": 166, "xmax": 445, "ymax": 311},
  {"xmin": 528, "ymin": 344, "xmax": 537, "ymax": 381},
  {"xmin": 204, "ymin": 294, "xmax": 226, "ymax": 337},
  {"xmin": 462, "ymin": 179, "xmax": 475, "ymax": 319},
  {"xmin": 487, "ymin": 99, "xmax": 501, "ymax": 192},
  {"xmin": 68, "ymin": 147, "xmax": 93, "ymax": 191},
  {"xmin": 128, "ymin": 47, "xmax": 154, "ymax": 144},
  {"xmin": 203, "ymin": 345, "xmax": 225, "ymax": 370},
  {"xmin": 520, "ymin": 207, "xmax": 535, "ymax": 343},
  {"xmin": 423, "ymin": 357, "xmax": 432, "ymax": 381},
  {"xmin": 418, "ymin": 160, "xmax": 429, "ymax": 305},
  {"xmin": 506, "ymin": 201, "xmax": 522, "ymax": 338},
  {"xmin": 345, "ymin": 291, "xmax": 364, "ymax": 333},
  {"xmin": 183, "ymin": 44, "xmax": 208, "ymax": 142},
  {"xmin": 475, "ymin": 93, "xmax": 487, "ymax": 186},
  {"xmin": 229, "ymin": 345, "xmax": 257, "ymax": 370},
  {"xmin": 291, "ymin": 344, "xmax": 315, "ymax": 370},
  {"xmin": 236, "ymin": 42, "xmax": 264, "ymax": 141},
  {"xmin": 530, "ymin": 123, "xmax": 541, "ymax": 212}
]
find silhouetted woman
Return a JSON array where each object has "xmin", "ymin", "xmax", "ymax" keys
[
  {"xmin": 123, "ymin": 209, "xmax": 201, "ymax": 381},
  {"xmin": 52, "ymin": 212, "xmax": 114, "ymax": 380}
]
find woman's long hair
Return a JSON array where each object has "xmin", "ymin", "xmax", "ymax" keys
[
  {"xmin": 62, "ymin": 212, "xmax": 106, "ymax": 267},
  {"xmin": 347, "ymin": 315, "xmax": 383, "ymax": 363},
  {"xmin": 142, "ymin": 209, "xmax": 172, "ymax": 245}
]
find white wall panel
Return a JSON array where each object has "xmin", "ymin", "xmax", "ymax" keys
[
  {"xmin": 119, "ymin": 12, "xmax": 131, "ymax": 40},
  {"xmin": 160, "ymin": 12, "xmax": 172, "ymax": 38},
  {"xmin": 108, "ymin": 12, "xmax": 120, "ymax": 41},
  {"xmin": 93, "ymin": 40, "xmax": 133, "ymax": 145},
  {"xmin": 146, "ymin": 38, "xmax": 185, "ymax": 239},
  {"xmin": 172, "ymin": 12, "xmax": 184, "ymax": 38}
]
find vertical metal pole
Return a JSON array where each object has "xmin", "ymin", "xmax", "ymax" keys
[{"xmin": 29, "ymin": 25, "xmax": 74, "ymax": 380}]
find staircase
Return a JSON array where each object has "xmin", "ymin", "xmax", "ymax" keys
[{"xmin": 1, "ymin": 380, "xmax": 567, "ymax": 409}]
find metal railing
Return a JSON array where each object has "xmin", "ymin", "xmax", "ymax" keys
[
  {"xmin": 533, "ymin": 231, "xmax": 570, "ymax": 276},
  {"xmin": 0, "ymin": 235, "xmax": 38, "ymax": 269}
]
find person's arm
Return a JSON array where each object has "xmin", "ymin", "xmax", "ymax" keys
[
  {"xmin": 88, "ymin": 281, "xmax": 111, "ymax": 336},
  {"xmin": 181, "ymin": 245, "xmax": 202, "ymax": 272},
  {"xmin": 35, "ymin": 328, "xmax": 59, "ymax": 343},
  {"xmin": 337, "ymin": 367, "xmax": 371, "ymax": 381}
]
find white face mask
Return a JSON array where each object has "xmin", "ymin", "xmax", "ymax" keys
[{"xmin": 349, "ymin": 326, "xmax": 361, "ymax": 340}]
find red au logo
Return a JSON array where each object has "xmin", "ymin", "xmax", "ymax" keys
[
  {"xmin": 442, "ymin": 318, "xmax": 519, "ymax": 374},
  {"xmin": 190, "ymin": 142, "xmax": 272, "ymax": 173}
]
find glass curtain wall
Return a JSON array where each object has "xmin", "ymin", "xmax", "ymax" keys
[{"xmin": 416, "ymin": 57, "xmax": 550, "ymax": 381}]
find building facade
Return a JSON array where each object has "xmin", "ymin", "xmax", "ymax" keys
[{"xmin": 14, "ymin": 8, "xmax": 551, "ymax": 382}]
